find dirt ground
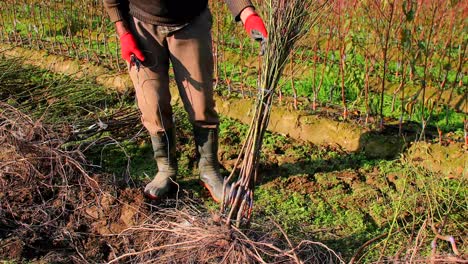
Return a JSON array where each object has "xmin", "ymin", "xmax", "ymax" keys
[
  {"xmin": 1, "ymin": 109, "xmax": 466, "ymax": 263},
  {"xmin": 0, "ymin": 103, "xmax": 347, "ymax": 263}
]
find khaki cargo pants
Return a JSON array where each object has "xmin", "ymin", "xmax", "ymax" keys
[{"xmin": 128, "ymin": 8, "xmax": 219, "ymax": 136}]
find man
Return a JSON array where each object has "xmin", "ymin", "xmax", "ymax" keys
[{"xmin": 103, "ymin": 0, "xmax": 267, "ymax": 202}]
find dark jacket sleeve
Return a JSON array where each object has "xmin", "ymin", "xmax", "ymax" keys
[
  {"xmin": 225, "ymin": 0, "xmax": 254, "ymax": 21},
  {"xmin": 103, "ymin": 0, "xmax": 129, "ymax": 22}
]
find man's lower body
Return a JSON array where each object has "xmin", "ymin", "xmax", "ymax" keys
[{"xmin": 127, "ymin": 9, "xmax": 228, "ymax": 202}]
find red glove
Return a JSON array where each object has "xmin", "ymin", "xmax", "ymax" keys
[
  {"xmin": 119, "ymin": 32, "xmax": 145, "ymax": 63},
  {"xmin": 244, "ymin": 13, "xmax": 268, "ymax": 41}
]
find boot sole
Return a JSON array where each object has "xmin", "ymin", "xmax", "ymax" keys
[
  {"xmin": 144, "ymin": 192, "xmax": 159, "ymax": 200},
  {"xmin": 144, "ymin": 182, "xmax": 178, "ymax": 201},
  {"xmin": 202, "ymin": 182, "xmax": 222, "ymax": 203}
]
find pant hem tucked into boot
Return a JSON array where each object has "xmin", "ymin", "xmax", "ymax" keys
[
  {"xmin": 193, "ymin": 126, "xmax": 231, "ymax": 203},
  {"xmin": 144, "ymin": 128, "xmax": 178, "ymax": 200}
]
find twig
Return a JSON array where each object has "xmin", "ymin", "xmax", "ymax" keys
[
  {"xmin": 349, "ymin": 232, "xmax": 389, "ymax": 264},
  {"xmin": 271, "ymin": 218, "xmax": 302, "ymax": 264}
]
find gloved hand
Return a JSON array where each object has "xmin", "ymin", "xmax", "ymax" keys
[
  {"xmin": 119, "ymin": 32, "xmax": 145, "ymax": 63},
  {"xmin": 244, "ymin": 13, "xmax": 268, "ymax": 41}
]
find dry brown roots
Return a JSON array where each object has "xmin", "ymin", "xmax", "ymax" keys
[
  {"xmin": 108, "ymin": 208, "xmax": 345, "ymax": 264},
  {"xmin": 0, "ymin": 102, "xmax": 107, "ymax": 261},
  {"xmin": 0, "ymin": 102, "xmax": 344, "ymax": 263}
]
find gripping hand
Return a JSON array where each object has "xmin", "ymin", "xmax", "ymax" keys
[
  {"xmin": 119, "ymin": 32, "xmax": 145, "ymax": 63},
  {"xmin": 244, "ymin": 13, "xmax": 268, "ymax": 41}
]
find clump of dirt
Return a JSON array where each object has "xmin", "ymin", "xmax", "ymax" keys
[
  {"xmin": 406, "ymin": 141, "xmax": 467, "ymax": 178},
  {"xmin": 0, "ymin": 102, "xmax": 343, "ymax": 263}
]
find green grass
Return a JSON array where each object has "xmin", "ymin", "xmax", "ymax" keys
[
  {"xmin": 252, "ymin": 151, "xmax": 466, "ymax": 261},
  {"xmin": 0, "ymin": 59, "xmax": 120, "ymax": 118}
]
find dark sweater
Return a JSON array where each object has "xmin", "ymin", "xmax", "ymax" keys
[{"xmin": 103, "ymin": 0, "xmax": 253, "ymax": 26}]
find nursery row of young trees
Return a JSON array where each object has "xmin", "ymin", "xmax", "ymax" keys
[
  {"xmin": 297, "ymin": 0, "xmax": 466, "ymax": 136},
  {"xmin": 0, "ymin": 0, "xmax": 466, "ymax": 136}
]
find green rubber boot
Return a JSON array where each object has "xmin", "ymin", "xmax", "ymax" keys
[
  {"xmin": 144, "ymin": 128, "xmax": 178, "ymax": 200},
  {"xmin": 194, "ymin": 126, "xmax": 230, "ymax": 203}
]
